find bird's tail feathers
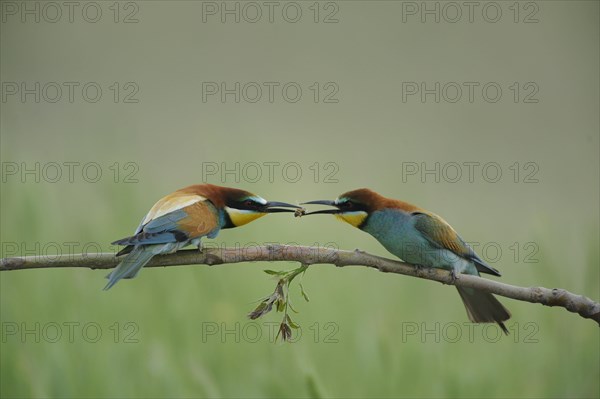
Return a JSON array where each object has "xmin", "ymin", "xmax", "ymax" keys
[
  {"xmin": 456, "ymin": 286, "xmax": 511, "ymax": 335},
  {"xmin": 104, "ymin": 246, "xmax": 155, "ymax": 290}
]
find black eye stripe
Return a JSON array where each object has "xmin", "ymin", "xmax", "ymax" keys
[
  {"xmin": 338, "ymin": 200, "xmax": 366, "ymax": 212},
  {"xmin": 340, "ymin": 201, "xmax": 353, "ymax": 208},
  {"xmin": 242, "ymin": 199, "xmax": 260, "ymax": 209}
]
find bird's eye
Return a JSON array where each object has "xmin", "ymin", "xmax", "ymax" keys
[
  {"xmin": 341, "ymin": 201, "xmax": 354, "ymax": 209},
  {"xmin": 244, "ymin": 199, "xmax": 255, "ymax": 207}
]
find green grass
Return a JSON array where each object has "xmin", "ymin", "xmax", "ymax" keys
[{"xmin": 1, "ymin": 183, "xmax": 598, "ymax": 398}]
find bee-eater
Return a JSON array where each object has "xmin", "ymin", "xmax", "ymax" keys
[
  {"xmin": 303, "ymin": 188, "xmax": 511, "ymax": 334},
  {"xmin": 106, "ymin": 184, "xmax": 300, "ymax": 290}
]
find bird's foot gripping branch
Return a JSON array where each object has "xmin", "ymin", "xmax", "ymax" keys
[{"xmin": 248, "ymin": 264, "xmax": 310, "ymax": 342}]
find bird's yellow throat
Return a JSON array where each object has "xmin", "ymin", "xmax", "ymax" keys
[
  {"xmin": 335, "ymin": 211, "xmax": 368, "ymax": 228},
  {"xmin": 225, "ymin": 207, "xmax": 267, "ymax": 227}
]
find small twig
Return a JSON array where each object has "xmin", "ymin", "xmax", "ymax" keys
[{"xmin": 1, "ymin": 244, "xmax": 598, "ymax": 325}]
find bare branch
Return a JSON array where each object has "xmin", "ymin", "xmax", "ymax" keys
[{"xmin": 1, "ymin": 244, "xmax": 598, "ymax": 325}]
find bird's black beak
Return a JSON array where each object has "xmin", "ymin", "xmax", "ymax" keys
[
  {"xmin": 300, "ymin": 200, "xmax": 340, "ymax": 215},
  {"xmin": 264, "ymin": 201, "xmax": 302, "ymax": 213}
]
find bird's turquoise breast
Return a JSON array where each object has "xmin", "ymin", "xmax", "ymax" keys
[
  {"xmin": 363, "ymin": 209, "xmax": 423, "ymax": 261},
  {"xmin": 207, "ymin": 208, "xmax": 228, "ymax": 238},
  {"xmin": 362, "ymin": 209, "xmax": 465, "ymax": 271}
]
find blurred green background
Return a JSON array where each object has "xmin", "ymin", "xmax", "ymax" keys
[{"xmin": 1, "ymin": 1, "xmax": 598, "ymax": 398}]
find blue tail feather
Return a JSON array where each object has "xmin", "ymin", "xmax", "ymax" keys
[{"xmin": 104, "ymin": 246, "xmax": 155, "ymax": 290}]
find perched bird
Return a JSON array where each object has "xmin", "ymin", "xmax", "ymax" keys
[
  {"xmin": 302, "ymin": 188, "xmax": 511, "ymax": 334},
  {"xmin": 106, "ymin": 184, "xmax": 300, "ymax": 290}
]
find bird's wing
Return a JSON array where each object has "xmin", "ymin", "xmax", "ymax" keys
[
  {"xmin": 412, "ymin": 211, "xmax": 501, "ymax": 276},
  {"xmin": 112, "ymin": 196, "xmax": 220, "ymax": 247},
  {"xmin": 134, "ymin": 193, "xmax": 207, "ymax": 234}
]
